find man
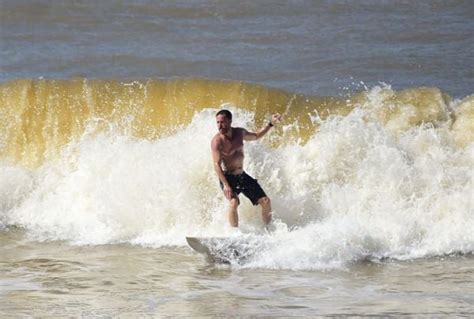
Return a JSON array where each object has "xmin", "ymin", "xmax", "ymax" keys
[{"xmin": 211, "ymin": 109, "xmax": 282, "ymax": 228}]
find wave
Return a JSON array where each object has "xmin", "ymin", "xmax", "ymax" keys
[
  {"xmin": 1, "ymin": 78, "xmax": 471, "ymax": 167},
  {"xmin": 0, "ymin": 78, "xmax": 473, "ymax": 269}
]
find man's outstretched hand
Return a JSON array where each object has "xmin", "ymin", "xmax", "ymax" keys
[{"xmin": 271, "ymin": 113, "xmax": 282, "ymax": 125}]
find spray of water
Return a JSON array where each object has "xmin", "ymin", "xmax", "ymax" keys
[{"xmin": 1, "ymin": 86, "xmax": 472, "ymax": 269}]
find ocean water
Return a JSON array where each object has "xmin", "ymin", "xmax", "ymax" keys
[{"xmin": 1, "ymin": 0, "xmax": 473, "ymax": 317}]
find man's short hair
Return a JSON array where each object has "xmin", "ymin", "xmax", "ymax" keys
[{"xmin": 216, "ymin": 109, "xmax": 232, "ymax": 120}]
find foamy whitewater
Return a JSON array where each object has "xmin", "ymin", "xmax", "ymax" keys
[{"xmin": 1, "ymin": 87, "xmax": 472, "ymax": 270}]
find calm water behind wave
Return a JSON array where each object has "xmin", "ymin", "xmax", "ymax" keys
[{"xmin": 1, "ymin": 0, "xmax": 473, "ymax": 97}]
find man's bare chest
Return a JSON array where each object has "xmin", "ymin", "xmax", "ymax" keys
[{"xmin": 221, "ymin": 136, "xmax": 243, "ymax": 157}]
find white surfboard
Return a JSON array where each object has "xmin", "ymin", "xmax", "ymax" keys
[{"xmin": 186, "ymin": 236, "xmax": 254, "ymax": 264}]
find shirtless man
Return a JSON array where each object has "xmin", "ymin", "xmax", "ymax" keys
[{"xmin": 211, "ymin": 109, "xmax": 282, "ymax": 227}]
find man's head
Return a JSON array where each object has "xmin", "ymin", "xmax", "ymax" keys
[{"xmin": 216, "ymin": 109, "xmax": 232, "ymax": 135}]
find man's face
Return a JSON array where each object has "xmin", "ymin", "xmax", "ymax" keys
[{"xmin": 216, "ymin": 114, "xmax": 231, "ymax": 134}]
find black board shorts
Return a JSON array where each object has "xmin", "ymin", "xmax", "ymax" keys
[{"xmin": 220, "ymin": 172, "xmax": 267, "ymax": 205}]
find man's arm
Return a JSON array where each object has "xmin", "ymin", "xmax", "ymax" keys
[
  {"xmin": 211, "ymin": 137, "xmax": 233, "ymax": 200},
  {"xmin": 243, "ymin": 113, "xmax": 282, "ymax": 141}
]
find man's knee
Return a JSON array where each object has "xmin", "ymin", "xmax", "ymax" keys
[
  {"xmin": 258, "ymin": 196, "xmax": 270, "ymax": 206},
  {"xmin": 230, "ymin": 197, "xmax": 240, "ymax": 207}
]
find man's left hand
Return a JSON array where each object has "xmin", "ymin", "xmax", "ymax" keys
[{"xmin": 271, "ymin": 113, "xmax": 282, "ymax": 125}]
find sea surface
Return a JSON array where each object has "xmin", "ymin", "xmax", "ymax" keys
[{"xmin": 1, "ymin": 0, "xmax": 473, "ymax": 317}]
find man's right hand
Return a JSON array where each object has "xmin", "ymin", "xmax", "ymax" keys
[{"xmin": 223, "ymin": 184, "xmax": 233, "ymax": 200}]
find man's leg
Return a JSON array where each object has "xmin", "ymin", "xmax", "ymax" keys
[
  {"xmin": 228, "ymin": 197, "xmax": 239, "ymax": 227},
  {"xmin": 257, "ymin": 196, "xmax": 272, "ymax": 225}
]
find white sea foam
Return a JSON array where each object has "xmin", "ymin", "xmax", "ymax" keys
[{"xmin": 1, "ymin": 98, "xmax": 472, "ymax": 269}]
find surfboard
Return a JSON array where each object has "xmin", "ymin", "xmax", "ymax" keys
[{"xmin": 186, "ymin": 236, "xmax": 253, "ymax": 264}]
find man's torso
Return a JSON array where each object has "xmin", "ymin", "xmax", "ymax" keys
[{"xmin": 215, "ymin": 127, "xmax": 245, "ymax": 174}]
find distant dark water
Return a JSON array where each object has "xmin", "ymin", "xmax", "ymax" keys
[{"xmin": 1, "ymin": 0, "xmax": 473, "ymax": 97}]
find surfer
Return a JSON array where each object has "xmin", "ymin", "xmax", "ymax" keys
[{"xmin": 211, "ymin": 109, "xmax": 282, "ymax": 228}]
